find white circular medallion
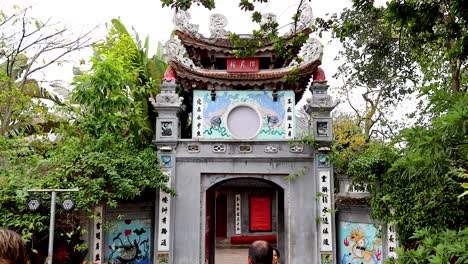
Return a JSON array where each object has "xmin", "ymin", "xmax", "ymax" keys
[{"xmin": 226, "ymin": 105, "xmax": 261, "ymax": 139}]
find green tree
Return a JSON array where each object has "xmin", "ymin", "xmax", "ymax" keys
[
  {"xmin": 372, "ymin": 94, "xmax": 468, "ymax": 245},
  {"xmin": 330, "ymin": 114, "xmax": 368, "ymax": 175},
  {"xmin": 326, "ymin": 0, "xmax": 468, "ymax": 253},
  {"xmin": 385, "ymin": 0, "xmax": 467, "ymax": 96},
  {"xmin": 0, "ymin": 5, "xmax": 92, "ymax": 136},
  {"xmin": 0, "ymin": 136, "xmax": 50, "ymax": 240},
  {"xmin": 316, "ymin": 3, "xmax": 417, "ymax": 141},
  {"xmin": 0, "ymin": 19, "xmax": 169, "ymax": 262},
  {"xmin": 67, "ymin": 17, "xmax": 172, "ymax": 202},
  {"xmin": 72, "ymin": 19, "xmax": 166, "ymax": 144},
  {"xmin": 395, "ymin": 227, "xmax": 468, "ymax": 264}
]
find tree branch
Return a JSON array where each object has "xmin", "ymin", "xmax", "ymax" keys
[{"xmin": 344, "ymin": 82, "xmax": 361, "ymax": 119}]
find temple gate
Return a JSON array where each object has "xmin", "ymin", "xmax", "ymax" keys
[{"xmin": 85, "ymin": 3, "xmax": 397, "ymax": 264}]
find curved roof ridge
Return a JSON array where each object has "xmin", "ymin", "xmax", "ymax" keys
[{"xmin": 173, "ymin": 2, "xmax": 315, "ymax": 46}]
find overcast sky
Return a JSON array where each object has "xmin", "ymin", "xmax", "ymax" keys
[
  {"xmin": 5, "ymin": 0, "xmax": 351, "ymax": 86},
  {"xmin": 8, "ymin": 0, "xmax": 352, "ymax": 43},
  {"xmin": 4, "ymin": 0, "xmax": 414, "ymax": 118}
]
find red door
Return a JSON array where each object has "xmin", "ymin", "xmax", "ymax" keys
[{"xmin": 250, "ymin": 197, "xmax": 272, "ymax": 231}]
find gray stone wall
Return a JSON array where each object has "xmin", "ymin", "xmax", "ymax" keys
[{"xmin": 171, "ymin": 140, "xmax": 319, "ymax": 264}]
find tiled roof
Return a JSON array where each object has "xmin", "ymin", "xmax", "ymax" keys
[
  {"xmin": 175, "ymin": 28, "xmax": 312, "ymax": 54},
  {"xmin": 169, "ymin": 58, "xmax": 319, "ymax": 88},
  {"xmin": 335, "ymin": 194, "xmax": 371, "ymax": 207}
]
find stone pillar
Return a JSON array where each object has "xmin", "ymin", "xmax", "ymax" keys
[
  {"xmin": 304, "ymin": 82, "xmax": 339, "ymax": 143},
  {"xmin": 92, "ymin": 206, "xmax": 103, "ymax": 264},
  {"xmin": 150, "ymin": 76, "xmax": 183, "ymax": 264},
  {"xmin": 304, "ymin": 70, "xmax": 340, "ymax": 263}
]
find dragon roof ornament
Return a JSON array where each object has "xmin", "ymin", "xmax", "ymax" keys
[
  {"xmin": 174, "ymin": 10, "xmax": 201, "ymax": 38},
  {"xmin": 165, "ymin": 38, "xmax": 199, "ymax": 70},
  {"xmin": 209, "ymin": 13, "xmax": 231, "ymax": 38},
  {"xmin": 173, "ymin": 3, "xmax": 313, "ymax": 40},
  {"xmin": 285, "ymin": 2, "xmax": 313, "ymax": 37},
  {"xmin": 289, "ymin": 36, "xmax": 323, "ymax": 67}
]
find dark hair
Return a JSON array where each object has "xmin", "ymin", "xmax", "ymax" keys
[
  {"xmin": 0, "ymin": 229, "xmax": 29, "ymax": 264},
  {"xmin": 273, "ymin": 247, "xmax": 280, "ymax": 259},
  {"xmin": 248, "ymin": 240, "xmax": 273, "ymax": 264}
]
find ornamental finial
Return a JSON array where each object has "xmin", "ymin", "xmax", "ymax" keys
[
  {"xmin": 163, "ymin": 65, "xmax": 177, "ymax": 81},
  {"xmin": 313, "ymin": 66, "xmax": 326, "ymax": 83}
]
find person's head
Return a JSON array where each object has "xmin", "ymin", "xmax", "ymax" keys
[
  {"xmin": 248, "ymin": 240, "xmax": 273, "ymax": 264},
  {"xmin": 272, "ymin": 247, "xmax": 280, "ymax": 264},
  {"xmin": 0, "ymin": 229, "xmax": 29, "ymax": 264}
]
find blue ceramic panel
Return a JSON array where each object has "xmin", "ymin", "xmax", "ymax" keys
[
  {"xmin": 192, "ymin": 90, "xmax": 295, "ymax": 139},
  {"xmin": 107, "ymin": 219, "xmax": 152, "ymax": 264},
  {"xmin": 339, "ymin": 222, "xmax": 383, "ymax": 264}
]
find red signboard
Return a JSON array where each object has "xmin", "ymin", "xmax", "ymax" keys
[
  {"xmin": 226, "ymin": 58, "xmax": 259, "ymax": 73},
  {"xmin": 250, "ymin": 197, "xmax": 271, "ymax": 231}
]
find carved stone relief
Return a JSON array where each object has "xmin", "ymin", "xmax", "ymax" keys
[
  {"xmin": 304, "ymin": 91, "xmax": 340, "ymax": 112},
  {"xmin": 316, "ymin": 121, "xmax": 328, "ymax": 136},
  {"xmin": 173, "ymin": 10, "xmax": 201, "ymax": 38},
  {"xmin": 154, "ymin": 89, "xmax": 183, "ymax": 107},
  {"xmin": 209, "ymin": 13, "xmax": 231, "ymax": 38},
  {"xmin": 161, "ymin": 121, "xmax": 173, "ymax": 137},
  {"xmin": 150, "ymin": 79, "xmax": 183, "ymax": 108},
  {"xmin": 285, "ymin": 3, "xmax": 313, "ymax": 37},
  {"xmin": 165, "ymin": 38, "xmax": 199, "ymax": 69},
  {"xmin": 289, "ymin": 36, "xmax": 323, "ymax": 67}
]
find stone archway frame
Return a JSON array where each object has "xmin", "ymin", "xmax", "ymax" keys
[{"xmin": 200, "ymin": 174, "xmax": 288, "ymax": 264}]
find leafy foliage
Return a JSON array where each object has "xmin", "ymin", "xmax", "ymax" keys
[
  {"xmin": 385, "ymin": 0, "xmax": 467, "ymax": 95},
  {"xmin": 321, "ymin": 0, "xmax": 467, "ymax": 249},
  {"xmin": 0, "ymin": 137, "xmax": 49, "ymax": 239},
  {"xmin": 317, "ymin": 3, "xmax": 416, "ymax": 101},
  {"xmin": 0, "ymin": 132, "xmax": 169, "ymax": 260},
  {"xmin": 332, "ymin": 97, "xmax": 467, "ymax": 249},
  {"xmin": 0, "ymin": 17, "xmax": 168, "ymax": 262},
  {"xmin": 0, "ymin": 5, "xmax": 92, "ymax": 136},
  {"xmin": 159, "ymin": 0, "xmax": 268, "ymax": 12},
  {"xmin": 72, "ymin": 19, "xmax": 166, "ymax": 145},
  {"xmin": 315, "ymin": 2, "xmax": 417, "ymax": 141},
  {"xmin": 347, "ymin": 142, "xmax": 399, "ymax": 190},
  {"xmin": 395, "ymin": 227, "xmax": 468, "ymax": 264},
  {"xmin": 69, "ymin": 19, "xmax": 171, "ymax": 204},
  {"xmin": 330, "ymin": 114, "xmax": 368, "ymax": 174},
  {"xmin": 160, "ymin": 0, "xmax": 216, "ymax": 10},
  {"xmin": 36, "ymin": 133, "xmax": 171, "ymax": 210},
  {"xmin": 372, "ymin": 94, "xmax": 468, "ymax": 244}
]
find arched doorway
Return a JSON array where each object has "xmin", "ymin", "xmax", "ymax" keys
[{"xmin": 205, "ymin": 177, "xmax": 285, "ymax": 264}]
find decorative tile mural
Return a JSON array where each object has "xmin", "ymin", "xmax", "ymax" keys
[
  {"xmin": 107, "ymin": 219, "xmax": 152, "ymax": 264},
  {"xmin": 317, "ymin": 154, "xmax": 330, "ymax": 168},
  {"xmin": 158, "ymin": 253, "xmax": 169, "ymax": 263},
  {"xmin": 339, "ymin": 222, "xmax": 382, "ymax": 264},
  {"xmin": 321, "ymin": 253, "xmax": 333, "ymax": 264},
  {"xmin": 159, "ymin": 155, "xmax": 172, "ymax": 168},
  {"xmin": 193, "ymin": 90, "xmax": 295, "ymax": 139}
]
